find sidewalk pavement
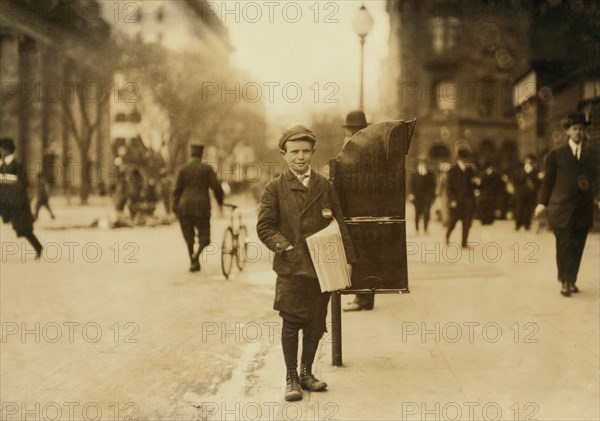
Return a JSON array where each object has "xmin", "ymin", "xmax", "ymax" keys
[
  {"xmin": 32, "ymin": 193, "xmax": 257, "ymax": 230},
  {"xmin": 310, "ymin": 219, "xmax": 600, "ymax": 421},
  {"xmin": 25, "ymin": 197, "xmax": 600, "ymax": 420},
  {"xmin": 218, "ymin": 217, "xmax": 599, "ymax": 421},
  {"xmin": 32, "ymin": 195, "xmax": 119, "ymax": 230}
]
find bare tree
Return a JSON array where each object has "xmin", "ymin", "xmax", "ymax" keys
[
  {"xmin": 114, "ymin": 33, "xmax": 267, "ymax": 173},
  {"xmin": 62, "ymin": 61, "xmax": 111, "ymax": 204}
]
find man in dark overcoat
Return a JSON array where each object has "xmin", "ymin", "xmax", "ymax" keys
[
  {"xmin": 514, "ymin": 154, "xmax": 541, "ymax": 230},
  {"xmin": 445, "ymin": 142, "xmax": 479, "ymax": 247},
  {"xmin": 409, "ymin": 159, "xmax": 436, "ymax": 233},
  {"xmin": 535, "ymin": 112, "xmax": 598, "ymax": 296},
  {"xmin": 0, "ymin": 138, "xmax": 43, "ymax": 258},
  {"xmin": 173, "ymin": 143, "xmax": 224, "ymax": 272},
  {"xmin": 257, "ymin": 125, "xmax": 355, "ymax": 401},
  {"xmin": 478, "ymin": 162, "xmax": 503, "ymax": 225}
]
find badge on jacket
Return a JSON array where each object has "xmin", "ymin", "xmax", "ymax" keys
[
  {"xmin": 577, "ymin": 175, "xmax": 590, "ymax": 192},
  {"xmin": 322, "ymin": 208, "xmax": 332, "ymax": 219}
]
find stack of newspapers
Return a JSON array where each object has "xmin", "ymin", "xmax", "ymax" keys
[{"xmin": 305, "ymin": 219, "xmax": 352, "ymax": 292}]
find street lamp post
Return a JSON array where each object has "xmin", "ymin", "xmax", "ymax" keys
[{"xmin": 352, "ymin": 4, "xmax": 374, "ymax": 111}]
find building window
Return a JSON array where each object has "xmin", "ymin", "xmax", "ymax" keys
[
  {"xmin": 130, "ymin": 110, "xmax": 141, "ymax": 123},
  {"xmin": 429, "ymin": 143, "xmax": 451, "ymax": 162},
  {"xmin": 115, "ymin": 113, "xmax": 127, "ymax": 122},
  {"xmin": 479, "ymin": 79, "xmax": 497, "ymax": 118},
  {"xmin": 437, "ymin": 81, "xmax": 458, "ymax": 111},
  {"xmin": 583, "ymin": 80, "xmax": 600, "ymax": 100},
  {"xmin": 428, "ymin": 17, "xmax": 460, "ymax": 54},
  {"xmin": 156, "ymin": 6, "xmax": 164, "ymax": 22}
]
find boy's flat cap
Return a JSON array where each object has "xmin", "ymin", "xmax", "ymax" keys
[{"xmin": 279, "ymin": 125, "xmax": 317, "ymax": 150}]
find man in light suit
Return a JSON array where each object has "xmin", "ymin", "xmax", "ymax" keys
[
  {"xmin": 535, "ymin": 112, "xmax": 598, "ymax": 296},
  {"xmin": 173, "ymin": 143, "xmax": 224, "ymax": 272},
  {"xmin": 257, "ymin": 125, "xmax": 355, "ymax": 401}
]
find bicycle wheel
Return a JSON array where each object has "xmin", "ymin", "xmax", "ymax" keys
[
  {"xmin": 221, "ymin": 227, "xmax": 234, "ymax": 279},
  {"xmin": 235, "ymin": 225, "xmax": 249, "ymax": 271}
]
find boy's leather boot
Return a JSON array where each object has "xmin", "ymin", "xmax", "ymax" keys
[
  {"xmin": 285, "ymin": 369, "xmax": 302, "ymax": 401},
  {"xmin": 299, "ymin": 363, "xmax": 327, "ymax": 391}
]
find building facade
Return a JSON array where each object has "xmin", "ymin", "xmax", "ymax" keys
[
  {"xmin": 106, "ymin": 0, "xmax": 234, "ymax": 171},
  {"xmin": 386, "ymin": 0, "xmax": 532, "ymax": 169},
  {"xmin": 1, "ymin": 0, "xmax": 113, "ymax": 201},
  {"xmin": 514, "ymin": 0, "xmax": 600, "ymax": 162}
]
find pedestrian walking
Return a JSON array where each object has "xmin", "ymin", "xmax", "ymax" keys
[
  {"xmin": 158, "ymin": 168, "xmax": 173, "ymax": 215},
  {"xmin": 435, "ymin": 161, "xmax": 452, "ymax": 226},
  {"xmin": 33, "ymin": 171, "xmax": 56, "ymax": 221},
  {"xmin": 338, "ymin": 111, "xmax": 374, "ymax": 312},
  {"xmin": 514, "ymin": 154, "xmax": 541, "ymax": 230},
  {"xmin": 0, "ymin": 138, "xmax": 43, "ymax": 258},
  {"xmin": 114, "ymin": 146, "xmax": 129, "ymax": 214},
  {"xmin": 173, "ymin": 143, "xmax": 224, "ymax": 272},
  {"xmin": 445, "ymin": 141, "xmax": 479, "ymax": 247},
  {"xmin": 535, "ymin": 112, "xmax": 598, "ymax": 296},
  {"xmin": 408, "ymin": 159, "xmax": 436, "ymax": 233},
  {"xmin": 256, "ymin": 125, "xmax": 355, "ymax": 401},
  {"xmin": 478, "ymin": 162, "xmax": 503, "ymax": 225},
  {"xmin": 127, "ymin": 166, "xmax": 144, "ymax": 224}
]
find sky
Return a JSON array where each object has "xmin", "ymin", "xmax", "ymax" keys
[{"xmin": 222, "ymin": 0, "xmax": 390, "ymax": 131}]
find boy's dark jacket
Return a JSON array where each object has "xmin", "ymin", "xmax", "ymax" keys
[{"xmin": 257, "ymin": 169, "xmax": 356, "ymax": 278}]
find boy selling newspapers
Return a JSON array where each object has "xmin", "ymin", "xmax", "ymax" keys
[{"xmin": 257, "ymin": 125, "xmax": 356, "ymax": 401}]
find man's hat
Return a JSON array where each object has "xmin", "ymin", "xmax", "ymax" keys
[
  {"xmin": 342, "ymin": 110, "xmax": 369, "ymax": 129},
  {"xmin": 0, "ymin": 137, "xmax": 16, "ymax": 153},
  {"xmin": 278, "ymin": 125, "xmax": 317, "ymax": 150},
  {"xmin": 190, "ymin": 142, "xmax": 205, "ymax": 156},
  {"xmin": 561, "ymin": 112, "xmax": 590, "ymax": 129}
]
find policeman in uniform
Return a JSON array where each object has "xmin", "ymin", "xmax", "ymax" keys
[{"xmin": 173, "ymin": 143, "xmax": 224, "ymax": 272}]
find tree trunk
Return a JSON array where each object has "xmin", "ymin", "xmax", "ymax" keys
[{"xmin": 79, "ymin": 129, "xmax": 91, "ymax": 205}]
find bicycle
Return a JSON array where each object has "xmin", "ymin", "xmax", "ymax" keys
[{"xmin": 221, "ymin": 203, "xmax": 249, "ymax": 279}]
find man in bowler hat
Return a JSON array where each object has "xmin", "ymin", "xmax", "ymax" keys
[
  {"xmin": 339, "ymin": 111, "xmax": 376, "ymax": 312},
  {"xmin": 257, "ymin": 125, "xmax": 355, "ymax": 401},
  {"xmin": 535, "ymin": 112, "xmax": 598, "ymax": 296},
  {"xmin": 0, "ymin": 137, "xmax": 43, "ymax": 258},
  {"xmin": 173, "ymin": 143, "xmax": 224, "ymax": 272}
]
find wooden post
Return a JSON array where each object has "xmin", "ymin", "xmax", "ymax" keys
[{"xmin": 331, "ymin": 291, "xmax": 343, "ymax": 366}]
